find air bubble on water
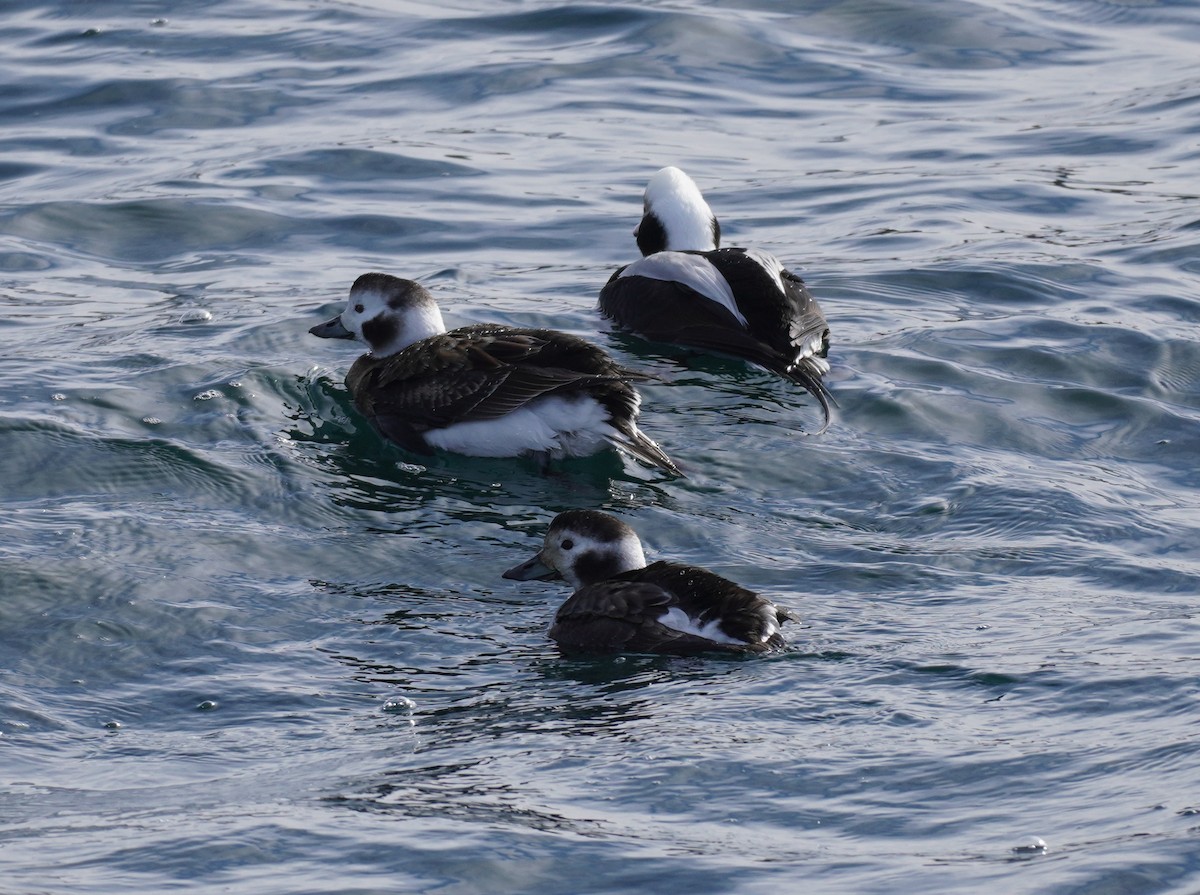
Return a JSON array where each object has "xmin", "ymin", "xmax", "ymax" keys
[
  {"xmin": 383, "ymin": 697, "xmax": 417, "ymax": 725},
  {"xmin": 194, "ymin": 389, "xmax": 221, "ymax": 401},
  {"xmin": 142, "ymin": 416, "xmax": 162, "ymax": 425},
  {"xmin": 1012, "ymin": 836, "xmax": 1047, "ymax": 856},
  {"xmin": 197, "ymin": 700, "xmax": 218, "ymax": 711},
  {"xmin": 51, "ymin": 393, "xmax": 67, "ymax": 401},
  {"xmin": 180, "ymin": 309, "xmax": 213, "ymax": 324},
  {"xmin": 104, "ymin": 720, "xmax": 122, "ymax": 730}
]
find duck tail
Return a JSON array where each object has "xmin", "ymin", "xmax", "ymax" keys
[
  {"xmin": 782, "ymin": 360, "xmax": 835, "ymax": 435},
  {"xmin": 609, "ymin": 425, "xmax": 685, "ymax": 477}
]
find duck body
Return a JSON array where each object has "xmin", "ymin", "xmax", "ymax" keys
[
  {"xmin": 310, "ymin": 274, "xmax": 680, "ymax": 475},
  {"xmin": 503, "ymin": 509, "xmax": 795, "ymax": 655},
  {"xmin": 599, "ymin": 167, "xmax": 832, "ymax": 431},
  {"xmin": 550, "ymin": 560, "xmax": 792, "ymax": 655}
]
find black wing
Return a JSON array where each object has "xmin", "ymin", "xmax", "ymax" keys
[
  {"xmin": 550, "ymin": 580, "xmax": 739, "ymax": 655},
  {"xmin": 702, "ymin": 249, "xmax": 829, "ymax": 364},
  {"xmin": 601, "ymin": 253, "xmax": 833, "ymax": 431},
  {"xmin": 626, "ymin": 561, "xmax": 794, "ymax": 648}
]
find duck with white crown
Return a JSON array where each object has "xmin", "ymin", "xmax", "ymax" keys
[
  {"xmin": 310, "ymin": 273, "xmax": 681, "ymax": 476},
  {"xmin": 599, "ymin": 166, "xmax": 834, "ymax": 432},
  {"xmin": 504, "ymin": 509, "xmax": 796, "ymax": 655}
]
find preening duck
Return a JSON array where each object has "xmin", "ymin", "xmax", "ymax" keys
[
  {"xmin": 503, "ymin": 509, "xmax": 796, "ymax": 655},
  {"xmin": 599, "ymin": 166, "xmax": 833, "ymax": 432},
  {"xmin": 309, "ymin": 273, "xmax": 680, "ymax": 475}
]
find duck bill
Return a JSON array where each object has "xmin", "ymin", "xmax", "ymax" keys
[
  {"xmin": 502, "ymin": 552, "xmax": 561, "ymax": 582},
  {"xmin": 309, "ymin": 315, "xmax": 353, "ymax": 339}
]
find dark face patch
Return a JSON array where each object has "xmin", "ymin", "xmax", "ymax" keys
[
  {"xmin": 386, "ymin": 283, "xmax": 417, "ymax": 310},
  {"xmin": 573, "ymin": 550, "xmax": 626, "ymax": 586},
  {"xmin": 636, "ymin": 212, "xmax": 667, "ymax": 256},
  {"xmin": 361, "ymin": 315, "xmax": 399, "ymax": 352}
]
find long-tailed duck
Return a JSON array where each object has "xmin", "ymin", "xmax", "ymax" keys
[
  {"xmin": 309, "ymin": 273, "xmax": 680, "ymax": 475},
  {"xmin": 599, "ymin": 166, "xmax": 833, "ymax": 432},
  {"xmin": 503, "ymin": 509, "xmax": 796, "ymax": 654}
]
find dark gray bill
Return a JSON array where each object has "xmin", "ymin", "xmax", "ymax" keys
[
  {"xmin": 309, "ymin": 315, "xmax": 353, "ymax": 339},
  {"xmin": 502, "ymin": 553, "xmax": 560, "ymax": 581}
]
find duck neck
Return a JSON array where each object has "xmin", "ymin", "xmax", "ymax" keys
[
  {"xmin": 570, "ymin": 541, "xmax": 647, "ymax": 588},
  {"xmin": 368, "ymin": 304, "xmax": 447, "ymax": 357}
]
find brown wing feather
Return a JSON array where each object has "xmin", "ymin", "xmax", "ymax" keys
[
  {"xmin": 548, "ymin": 566, "xmax": 795, "ymax": 655},
  {"xmin": 549, "ymin": 580, "xmax": 675, "ymax": 653},
  {"xmin": 344, "ymin": 326, "xmax": 663, "ymax": 450}
]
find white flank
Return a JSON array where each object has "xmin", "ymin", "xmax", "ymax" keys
[
  {"xmin": 657, "ymin": 608, "xmax": 747, "ymax": 645},
  {"xmin": 425, "ymin": 395, "xmax": 610, "ymax": 458},
  {"xmin": 619, "ymin": 252, "xmax": 748, "ymax": 328}
]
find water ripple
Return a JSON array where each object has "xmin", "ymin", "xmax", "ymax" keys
[{"xmin": 4, "ymin": 0, "xmax": 1200, "ymax": 892}]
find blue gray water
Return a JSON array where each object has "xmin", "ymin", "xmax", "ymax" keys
[{"xmin": 3, "ymin": 0, "xmax": 1200, "ymax": 892}]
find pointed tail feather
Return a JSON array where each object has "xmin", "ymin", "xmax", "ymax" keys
[
  {"xmin": 782, "ymin": 360, "xmax": 836, "ymax": 435},
  {"xmin": 630, "ymin": 324, "xmax": 833, "ymax": 433},
  {"xmin": 608, "ymin": 426, "xmax": 684, "ymax": 477}
]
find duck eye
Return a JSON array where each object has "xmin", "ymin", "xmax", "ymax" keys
[
  {"xmin": 560, "ymin": 539, "xmax": 574, "ymax": 551},
  {"xmin": 353, "ymin": 303, "xmax": 364, "ymax": 314}
]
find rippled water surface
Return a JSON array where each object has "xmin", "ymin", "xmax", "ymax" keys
[{"xmin": 3, "ymin": 0, "xmax": 1200, "ymax": 892}]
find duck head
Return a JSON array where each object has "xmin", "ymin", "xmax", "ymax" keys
[
  {"xmin": 633, "ymin": 166, "xmax": 721, "ymax": 255},
  {"xmin": 503, "ymin": 509, "xmax": 647, "ymax": 589},
  {"xmin": 309, "ymin": 273, "xmax": 447, "ymax": 357}
]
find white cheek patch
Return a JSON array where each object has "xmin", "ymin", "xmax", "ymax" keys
[{"xmin": 618, "ymin": 252, "xmax": 748, "ymax": 328}]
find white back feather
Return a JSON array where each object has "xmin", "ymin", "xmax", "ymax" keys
[{"xmin": 617, "ymin": 252, "xmax": 748, "ymax": 328}]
